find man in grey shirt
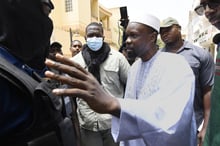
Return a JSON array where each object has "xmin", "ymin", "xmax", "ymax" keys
[{"xmin": 160, "ymin": 17, "xmax": 215, "ymax": 145}]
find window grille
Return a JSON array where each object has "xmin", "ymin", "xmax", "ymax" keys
[{"xmin": 65, "ymin": 0, "xmax": 73, "ymax": 12}]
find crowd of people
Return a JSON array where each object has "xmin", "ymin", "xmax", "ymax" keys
[{"xmin": 1, "ymin": 0, "xmax": 220, "ymax": 146}]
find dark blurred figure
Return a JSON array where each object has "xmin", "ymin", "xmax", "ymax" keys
[
  {"xmin": 0, "ymin": 0, "xmax": 78, "ymax": 146},
  {"xmin": 48, "ymin": 41, "xmax": 63, "ymax": 75},
  {"xmin": 48, "ymin": 41, "xmax": 63, "ymax": 61},
  {"xmin": 41, "ymin": 0, "xmax": 54, "ymax": 16},
  {"xmin": 119, "ymin": 43, "xmax": 136, "ymax": 65},
  {"xmin": 194, "ymin": 0, "xmax": 220, "ymax": 146}
]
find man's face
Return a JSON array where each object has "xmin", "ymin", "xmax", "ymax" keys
[
  {"xmin": 86, "ymin": 25, "xmax": 103, "ymax": 38},
  {"xmin": 48, "ymin": 47, "xmax": 63, "ymax": 61},
  {"xmin": 160, "ymin": 25, "xmax": 181, "ymax": 45},
  {"xmin": 200, "ymin": 0, "xmax": 220, "ymax": 29},
  {"xmin": 70, "ymin": 41, "xmax": 82, "ymax": 56},
  {"xmin": 125, "ymin": 22, "xmax": 155, "ymax": 60},
  {"xmin": 85, "ymin": 24, "xmax": 104, "ymax": 51}
]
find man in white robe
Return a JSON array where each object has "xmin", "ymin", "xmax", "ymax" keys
[
  {"xmin": 112, "ymin": 51, "xmax": 196, "ymax": 146},
  {"xmin": 44, "ymin": 12, "xmax": 197, "ymax": 146}
]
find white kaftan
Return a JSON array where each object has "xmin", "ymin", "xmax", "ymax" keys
[{"xmin": 111, "ymin": 51, "xmax": 197, "ymax": 146}]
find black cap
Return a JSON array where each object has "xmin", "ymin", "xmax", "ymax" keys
[
  {"xmin": 41, "ymin": 0, "xmax": 54, "ymax": 9},
  {"xmin": 50, "ymin": 42, "xmax": 62, "ymax": 49}
]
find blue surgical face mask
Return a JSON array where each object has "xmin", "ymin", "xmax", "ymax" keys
[{"xmin": 86, "ymin": 37, "xmax": 103, "ymax": 51}]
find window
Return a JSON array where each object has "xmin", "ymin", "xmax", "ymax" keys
[{"xmin": 65, "ymin": 0, "xmax": 73, "ymax": 12}]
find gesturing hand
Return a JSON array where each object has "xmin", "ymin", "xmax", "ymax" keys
[{"xmin": 45, "ymin": 54, "xmax": 121, "ymax": 117}]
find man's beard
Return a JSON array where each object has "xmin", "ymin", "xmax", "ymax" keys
[{"xmin": 127, "ymin": 50, "xmax": 137, "ymax": 60}]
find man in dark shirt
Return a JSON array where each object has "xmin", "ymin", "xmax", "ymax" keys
[{"xmin": 0, "ymin": 0, "xmax": 53, "ymax": 144}]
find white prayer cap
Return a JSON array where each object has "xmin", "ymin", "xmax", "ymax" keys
[{"xmin": 129, "ymin": 12, "xmax": 160, "ymax": 33}]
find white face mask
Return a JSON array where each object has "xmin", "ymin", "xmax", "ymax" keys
[{"xmin": 86, "ymin": 37, "xmax": 103, "ymax": 51}]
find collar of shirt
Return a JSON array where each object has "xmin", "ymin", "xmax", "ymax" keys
[
  {"xmin": 177, "ymin": 40, "xmax": 194, "ymax": 53},
  {"xmin": 161, "ymin": 40, "xmax": 193, "ymax": 53},
  {"xmin": 0, "ymin": 46, "xmax": 47, "ymax": 77}
]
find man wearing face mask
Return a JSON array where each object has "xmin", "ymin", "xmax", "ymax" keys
[{"xmin": 71, "ymin": 22, "xmax": 130, "ymax": 146}]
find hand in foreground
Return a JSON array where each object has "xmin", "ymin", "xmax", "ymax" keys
[{"xmin": 45, "ymin": 54, "xmax": 121, "ymax": 117}]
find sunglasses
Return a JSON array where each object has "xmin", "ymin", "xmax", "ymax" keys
[{"xmin": 194, "ymin": 2, "xmax": 220, "ymax": 16}]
